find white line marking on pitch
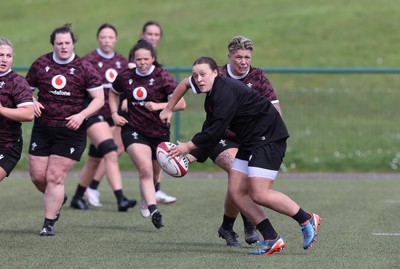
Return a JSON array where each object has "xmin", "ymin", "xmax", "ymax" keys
[{"xmin": 373, "ymin": 233, "xmax": 400, "ymax": 236}]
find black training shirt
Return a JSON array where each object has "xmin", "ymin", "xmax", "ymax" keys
[{"xmin": 191, "ymin": 76, "xmax": 289, "ymax": 151}]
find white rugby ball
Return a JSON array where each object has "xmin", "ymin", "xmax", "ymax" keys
[{"xmin": 156, "ymin": 142, "xmax": 189, "ymax": 177}]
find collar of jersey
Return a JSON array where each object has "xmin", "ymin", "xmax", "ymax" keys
[
  {"xmin": 135, "ymin": 65, "xmax": 155, "ymax": 77},
  {"xmin": 227, "ymin": 63, "xmax": 249, "ymax": 80},
  {"xmin": 53, "ymin": 52, "xmax": 75, "ymax": 65}
]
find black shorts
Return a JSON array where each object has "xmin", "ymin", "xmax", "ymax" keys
[
  {"xmin": 86, "ymin": 115, "xmax": 114, "ymax": 129},
  {"xmin": 0, "ymin": 142, "xmax": 23, "ymax": 177},
  {"xmin": 235, "ymin": 139, "xmax": 287, "ymax": 171},
  {"xmin": 190, "ymin": 139, "xmax": 239, "ymax": 163},
  {"xmin": 29, "ymin": 122, "xmax": 87, "ymax": 161},
  {"xmin": 121, "ymin": 125, "xmax": 170, "ymax": 160}
]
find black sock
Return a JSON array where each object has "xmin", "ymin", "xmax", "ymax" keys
[
  {"xmin": 241, "ymin": 213, "xmax": 253, "ymax": 229},
  {"xmin": 44, "ymin": 218, "xmax": 55, "ymax": 226},
  {"xmin": 256, "ymin": 219, "xmax": 278, "ymax": 241},
  {"xmin": 221, "ymin": 214, "xmax": 236, "ymax": 231},
  {"xmin": 74, "ymin": 184, "xmax": 86, "ymax": 199},
  {"xmin": 155, "ymin": 183, "xmax": 160, "ymax": 192},
  {"xmin": 114, "ymin": 189, "xmax": 124, "ymax": 203},
  {"xmin": 89, "ymin": 179, "xmax": 100, "ymax": 190},
  {"xmin": 292, "ymin": 208, "xmax": 311, "ymax": 224},
  {"xmin": 148, "ymin": 204, "xmax": 157, "ymax": 214}
]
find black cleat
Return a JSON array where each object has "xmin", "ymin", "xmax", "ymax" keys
[
  {"xmin": 70, "ymin": 197, "xmax": 89, "ymax": 210},
  {"xmin": 55, "ymin": 193, "xmax": 68, "ymax": 222},
  {"xmin": 151, "ymin": 210, "xmax": 164, "ymax": 229},
  {"xmin": 118, "ymin": 197, "xmax": 137, "ymax": 212},
  {"xmin": 39, "ymin": 224, "xmax": 55, "ymax": 236},
  {"xmin": 244, "ymin": 226, "xmax": 259, "ymax": 245},
  {"xmin": 218, "ymin": 226, "xmax": 241, "ymax": 246}
]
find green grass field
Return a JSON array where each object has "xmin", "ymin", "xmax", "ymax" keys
[
  {"xmin": 1, "ymin": 2, "xmax": 399, "ymax": 268},
  {"xmin": 1, "ymin": 0, "xmax": 399, "ymax": 173},
  {"xmin": 1, "ymin": 174, "xmax": 399, "ymax": 268}
]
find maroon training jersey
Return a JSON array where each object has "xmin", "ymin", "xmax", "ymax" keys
[
  {"xmin": 83, "ymin": 49, "xmax": 128, "ymax": 118},
  {"xmin": 0, "ymin": 69, "xmax": 34, "ymax": 147},
  {"xmin": 219, "ymin": 64, "xmax": 278, "ymax": 103},
  {"xmin": 112, "ymin": 66, "xmax": 177, "ymax": 137},
  {"xmin": 26, "ymin": 52, "xmax": 103, "ymax": 128}
]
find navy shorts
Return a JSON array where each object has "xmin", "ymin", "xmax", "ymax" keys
[
  {"xmin": 121, "ymin": 125, "xmax": 170, "ymax": 160},
  {"xmin": 0, "ymin": 142, "xmax": 23, "ymax": 177},
  {"xmin": 29, "ymin": 122, "xmax": 87, "ymax": 161},
  {"xmin": 190, "ymin": 139, "xmax": 239, "ymax": 163}
]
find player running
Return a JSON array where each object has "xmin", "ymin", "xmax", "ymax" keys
[
  {"xmin": 160, "ymin": 56, "xmax": 321, "ymax": 255},
  {"xmin": 109, "ymin": 40, "xmax": 186, "ymax": 229},
  {"xmin": 0, "ymin": 37, "xmax": 34, "ymax": 182},
  {"xmin": 26, "ymin": 24, "xmax": 104, "ymax": 236}
]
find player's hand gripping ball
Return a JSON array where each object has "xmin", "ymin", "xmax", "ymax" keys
[{"xmin": 156, "ymin": 142, "xmax": 189, "ymax": 177}]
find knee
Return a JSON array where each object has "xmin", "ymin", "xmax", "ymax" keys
[
  {"xmin": 103, "ymin": 150, "xmax": 118, "ymax": 162},
  {"xmin": 227, "ymin": 187, "xmax": 241, "ymax": 204},
  {"xmin": 97, "ymin": 139, "xmax": 118, "ymax": 157},
  {"xmin": 249, "ymin": 190, "xmax": 268, "ymax": 206}
]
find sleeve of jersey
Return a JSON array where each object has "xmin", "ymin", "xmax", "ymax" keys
[
  {"xmin": 25, "ymin": 61, "xmax": 37, "ymax": 89},
  {"xmin": 111, "ymin": 74, "xmax": 124, "ymax": 95},
  {"xmin": 83, "ymin": 61, "xmax": 103, "ymax": 92},
  {"xmin": 14, "ymin": 74, "xmax": 34, "ymax": 107},
  {"xmin": 191, "ymin": 86, "xmax": 238, "ymax": 150},
  {"xmin": 162, "ymin": 70, "xmax": 178, "ymax": 97},
  {"xmin": 258, "ymin": 69, "xmax": 278, "ymax": 102}
]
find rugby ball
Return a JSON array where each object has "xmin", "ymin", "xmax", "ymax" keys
[{"xmin": 156, "ymin": 142, "xmax": 189, "ymax": 177}]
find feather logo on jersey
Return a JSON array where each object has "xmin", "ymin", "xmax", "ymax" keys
[
  {"xmin": 105, "ymin": 68, "xmax": 118, "ymax": 83},
  {"xmin": 51, "ymin": 75, "xmax": 67, "ymax": 90},
  {"xmin": 133, "ymin": 87, "xmax": 147, "ymax": 101}
]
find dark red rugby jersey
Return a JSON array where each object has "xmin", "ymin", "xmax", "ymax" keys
[
  {"xmin": 112, "ymin": 66, "xmax": 177, "ymax": 137},
  {"xmin": 219, "ymin": 64, "xmax": 278, "ymax": 102},
  {"xmin": 83, "ymin": 49, "xmax": 128, "ymax": 118},
  {"xmin": 0, "ymin": 70, "xmax": 34, "ymax": 147},
  {"xmin": 26, "ymin": 52, "xmax": 103, "ymax": 127}
]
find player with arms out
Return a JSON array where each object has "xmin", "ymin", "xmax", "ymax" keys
[
  {"xmin": 160, "ymin": 56, "xmax": 320, "ymax": 255},
  {"xmin": 0, "ymin": 37, "xmax": 34, "ymax": 182},
  {"xmin": 70, "ymin": 23, "xmax": 136, "ymax": 211},
  {"xmin": 26, "ymin": 24, "xmax": 104, "ymax": 236},
  {"xmin": 187, "ymin": 35, "xmax": 281, "ymax": 246},
  {"xmin": 109, "ymin": 40, "xmax": 186, "ymax": 229}
]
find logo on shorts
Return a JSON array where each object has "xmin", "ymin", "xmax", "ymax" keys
[
  {"xmin": 132, "ymin": 132, "xmax": 139, "ymax": 140},
  {"xmin": 133, "ymin": 87, "xmax": 147, "ymax": 101},
  {"xmin": 105, "ymin": 68, "xmax": 118, "ymax": 83},
  {"xmin": 0, "ymin": 154, "xmax": 4, "ymax": 160},
  {"xmin": 51, "ymin": 75, "xmax": 67, "ymax": 90},
  {"xmin": 70, "ymin": 147, "xmax": 75, "ymax": 154},
  {"xmin": 219, "ymin": 139, "xmax": 227, "ymax": 147}
]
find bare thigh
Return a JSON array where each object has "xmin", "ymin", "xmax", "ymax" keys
[{"xmin": 87, "ymin": 122, "xmax": 114, "ymax": 147}]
